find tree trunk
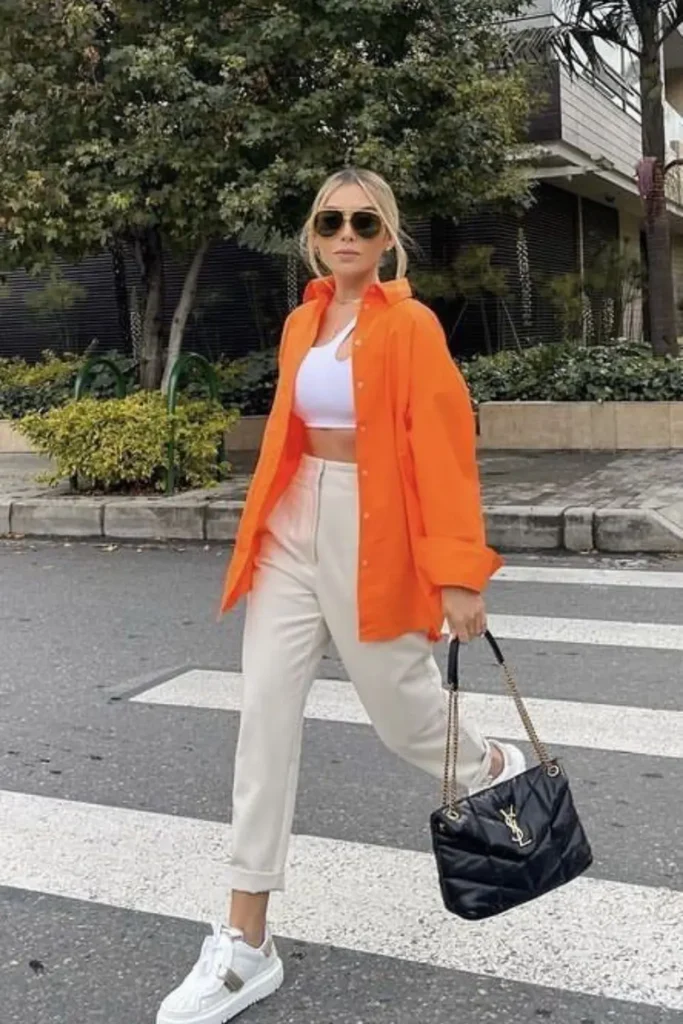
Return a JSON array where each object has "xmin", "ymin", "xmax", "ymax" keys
[
  {"xmin": 135, "ymin": 227, "xmax": 165, "ymax": 389},
  {"xmin": 640, "ymin": 34, "xmax": 679, "ymax": 357},
  {"xmin": 160, "ymin": 239, "xmax": 210, "ymax": 395},
  {"xmin": 109, "ymin": 240, "xmax": 132, "ymax": 352}
]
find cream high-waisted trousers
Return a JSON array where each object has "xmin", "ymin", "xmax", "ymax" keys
[{"xmin": 228, "ymin": 455, "xmax": 493, "ymax": 892}]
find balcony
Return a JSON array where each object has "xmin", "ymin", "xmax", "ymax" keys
[
  {"xmin": 665, "ymin": 99, "xmax": 683, "ymax": 153},
  {"xmin": 665, "ymin": 100, "xmax": 683, "ymax": 205},
  {"xmin": 527, "ymin": 62, "xmax": 642, "ymax": 184}
]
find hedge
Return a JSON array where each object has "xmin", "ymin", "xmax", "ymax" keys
[
  {"xmin": 5, "ymin": 343, "xmax": 683, "ymax": 422},
  {"xmin": 460, "ymin": 343, "xmax": 683, "ymax": 403},
  {"xmin": 0, "ymin": 350, "xmax": 136, "ymax": 418},
  {"xmin": 17, "ymin": 392, "xmax": 237, "ymax": 493}
]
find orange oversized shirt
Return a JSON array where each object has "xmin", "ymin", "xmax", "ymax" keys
[{"xmin": 220, "ymin": 276, "xmax": 503, "ymax": 642}]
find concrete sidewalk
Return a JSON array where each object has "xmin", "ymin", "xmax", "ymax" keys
[{"xmin": 2, "ymin": 449, "xmax": 683, "ymax": 552}]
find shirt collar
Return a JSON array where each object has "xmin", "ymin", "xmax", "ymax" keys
[{"xmin": 303, "ymin": 276, "xmax": 412, "ymax": 307}]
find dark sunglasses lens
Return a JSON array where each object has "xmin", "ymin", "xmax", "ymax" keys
[
  {"xmin": 351, "ymin": 212, "xmax": 382, "ymax": 238},
  {"xmin": 315, "ymin": 211, "xmax": 344, "ymax": 237}
]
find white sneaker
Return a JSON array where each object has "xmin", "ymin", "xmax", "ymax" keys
[
  {"xmin": 468, "ymin": 741, "xmax": 526, "ymax": 796},
  {"xmin": 157, "ymin": 924, "xmax": 283, "ymax": 1024}
]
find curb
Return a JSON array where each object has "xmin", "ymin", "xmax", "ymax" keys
[{"xmin": 2, "ymin": 495, "xmax": 683, "ymax": 553}]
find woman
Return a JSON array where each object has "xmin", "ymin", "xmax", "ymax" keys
[{"xmin": 157, "ymin": 168, "xmax": 525, "ymax": 1024}]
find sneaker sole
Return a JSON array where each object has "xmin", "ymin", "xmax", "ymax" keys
[{"xmin": 156, "ymin": 956, "xmax": 284, "ymax": 1024}]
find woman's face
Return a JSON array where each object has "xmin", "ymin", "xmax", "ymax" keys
[{"xmin": 313, "ymin": 182, "xmax": 392, "ymax": 281}]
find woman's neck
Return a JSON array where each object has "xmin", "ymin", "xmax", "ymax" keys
[{"xmin": 332, "ymin": 273, "xmax": 378, "ymax": 305}]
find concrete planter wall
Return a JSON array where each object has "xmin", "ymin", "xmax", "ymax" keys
[
  {"xmin": 0, "ymin": 415, "xmax": 268, "ymax": 455},
  {"xmin": 0, "ymin": 419, "xmax": 36, "ymax": 454},
  {"xmin": 478, "ymin": 401, "xmax": 683, "ymax": 450},
  {"xmin": 223, "ymin": 414, "xmax": 267, "ymax": 452},
  {"xmin": 7, "ymin": 406, "xmax": 682, "ymax": 455}
]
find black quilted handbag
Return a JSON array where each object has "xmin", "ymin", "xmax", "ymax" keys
[{"xmin": 431, "ymin": 630, "xmax": 593, "ymax": 921}]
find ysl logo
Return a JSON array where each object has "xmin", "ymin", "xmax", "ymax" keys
[{"xmin": 500, "ymin": 805, "xmax": 533, "ymax": 848}]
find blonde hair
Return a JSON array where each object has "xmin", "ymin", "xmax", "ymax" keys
[{"xmin": 300, "ymin": 168, "xmax": 409, "ymax": 279}]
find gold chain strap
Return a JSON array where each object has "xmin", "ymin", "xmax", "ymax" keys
[{"xmin": 443, "ymin": 641, "xmax": 557, "ymax": 818}]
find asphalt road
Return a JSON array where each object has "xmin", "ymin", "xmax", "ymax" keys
[{"xmin": 1, "ymin": 540, "xmax": 682, "ymax": 1024}]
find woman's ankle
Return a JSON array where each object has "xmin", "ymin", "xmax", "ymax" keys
[{"xmin": 228, "ymin": 889, "xmax": 270, "ymax": 948}]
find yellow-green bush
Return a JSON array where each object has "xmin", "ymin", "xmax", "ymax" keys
[
  {"xmin": 0, "ymin": 351, "xmax": 85, "ymax": 418},
  {"xmin": 18, "ymin": 392, "xmax": 238, "ymax": 492},
  {"xmin": 0, "ymin": 350, "xmax": 82, "ymax": 388}
]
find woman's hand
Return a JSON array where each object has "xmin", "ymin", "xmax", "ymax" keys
[{"xmin": 442, "ymin": 586, "xmax": 487, "ymax": 643}]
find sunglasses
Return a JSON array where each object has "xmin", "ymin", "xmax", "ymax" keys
[{"xmin": 313, "ymin": 209, "xmax": 384, "ymax": 240}]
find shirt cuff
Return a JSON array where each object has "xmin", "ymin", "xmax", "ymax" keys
[{"xmin": 416, "ymin": 537, "xmax": 504, "ymax": 592}]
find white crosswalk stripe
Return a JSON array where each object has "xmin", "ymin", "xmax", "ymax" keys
[
  {"xmin": 1, "ymin": 789, "xmax": 681, "ymax": 1010},
  {"xmin": 133, "ymin": 670, "xmax": 682, "ymax": 758},
  {"xmin": 495, "ymin": 565, "xmax": 683, "ymax": 588},
  {"xmin": 3, "ymin": 562, "xmax": 682, "ymax": 1018}
]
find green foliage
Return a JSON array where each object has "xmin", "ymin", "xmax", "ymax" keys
[
  {"xmin": 0, "ymin": 346, "xmax": 277, "ymax": 418},
  {"xmin": 461, "ymin": 343, "xmax": 683, "ymax": 402},
  {"xmin": 540, "ymin": 273, "xmax": 584, "ymax": 345},
  {"xmin": 0, "ymin": 0, "xmax": 532, "ymax": 272},
  {"xmin": 0, "ymin": 350, "xmax": 136, "ymax": 418},
  {"xmin": 0, "ymin": 0, "xmax": 534, "ymax": 385},
  {"xmin": 0, "ymin": 351, "xmax": 83, "ymax": 418},
  {"xmin": 539, "ymin": 242, "xmax": 642, "ymax": 347},
  {"xmin": 0, "ymin": 350, "xmax": 82, "ymax": 389},
  {"xmin": 214, "ymin": 349, "xmax": 278, "ymax": 416},
  {"xmin": 412, "ymin": 246, "xmax": 510, "ymax": 302},
  {"xmin": 24, "ymin": 273, "xmax": 87, "ymax": 316},
  {"xmin": 17, "ymin": 392, "xmax": 237, "ymax": 493}
]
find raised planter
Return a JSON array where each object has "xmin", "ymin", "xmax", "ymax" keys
[
  {"xmin": 478, "ymin": 402, "xmax": 683, "ymax": 450},
  {"xmin": 0, "ymin": 419, "xmax": 36, "ymax": 454},
  {"xmin": 224, "ymin": 414, "xmax": 267, "ymax": 452},
  {"xmin": 1, "ymin": 416, "xmax": 267, "ymax": 456}
]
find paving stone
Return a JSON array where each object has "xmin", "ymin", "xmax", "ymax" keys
[
  {"xmin": 104, "ymin": 500, "xmax": 206, "ymax": 541},
  {"xmin": 10, "ymin": 499, "xmax": 104, "ymax": 538}
]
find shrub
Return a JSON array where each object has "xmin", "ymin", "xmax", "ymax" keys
[
  {"xmin": 460, "ymin": 343, "xmax": 683, "ymax": 403},
  {"xmin": 0, "ymin": 351, "xmax": 82, "ymax": 418},
  {"xmin": 0, "ymin": 350, "xmax": 136, "ymax": 418},
  {"xmin": 17, "ymin": 392, "xmax": 238, "ymax": 493},
  {"xmin": 214, "ymin": 348, "xmax": 278, "ymax": 416}
]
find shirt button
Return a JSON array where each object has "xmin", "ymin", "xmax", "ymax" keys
[
  {"xmin": 354, "ymin": 339, "xmax": 362, "ymax": 347},
  {"xmin": 361, "ymin": 469, "xmax": 369, "ymax": 477},
  {"xmin": 363, "ymin": 512, "xmax": 370, "ymax": 521},
  {"xmin": 362, "ymin": 559, "xmax": 369, "ymax": 568},
  {"xmin": 359, "ymin": 424, "xmax": 367, "ymax": 432},
  {"xmin": 357, "ymin": 381, "xmax": 364, "ymax": 389}
]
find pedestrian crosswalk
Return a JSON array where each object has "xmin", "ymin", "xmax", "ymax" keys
[
  {"xmin": 1, "ymin": 560, "xmax": 682, "ymax": 1020},
  {"xmin": 2, "ymin": 789, "xmax": 681, "ymax": 1009},
  {"xmin": 133, "ymin": 670, "xmax": 681, "ymax": 757}
]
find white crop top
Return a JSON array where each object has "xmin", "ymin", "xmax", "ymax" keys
[{"xmin": 293, "ymin": 318, "xmax": 357, "ymax": 429}]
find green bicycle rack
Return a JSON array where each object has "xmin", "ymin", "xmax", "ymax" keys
[
  {"xmin": 166, "ymin": 352, "xmax": 224, "ymax": 495},
  {"xmin": 73, "ymin": 356, "xmax": 128, "ymax": 401}
]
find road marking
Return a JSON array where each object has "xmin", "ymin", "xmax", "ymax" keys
[
  {"xmin": 438, "ymin": 614, "xmax": 683, "ymax": 651},
  {"xmin": 0, "ymin": 790, "xmax": 679, "ymax": 1010},
  {"xmin": 132, "ymin": 671, "xmax": 682, "ymax": 758},
  {"xmin": 494, "ymin": 566, "xmax": 683, "ymax": 589}
]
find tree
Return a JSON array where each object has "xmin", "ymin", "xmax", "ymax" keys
[
  {"xmin": 0, "ymin": 0, "xmax": 533, "ymax": 388},
  {"xmin": 512, "ymin": 0, "xmax": 683, "ymax": 357}
]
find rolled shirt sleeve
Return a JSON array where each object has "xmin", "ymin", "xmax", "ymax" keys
[{"xmin": 406, "ymin": 306, "xmax": 503, "ymax": 592}]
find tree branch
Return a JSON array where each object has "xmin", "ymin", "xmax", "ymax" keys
[
  {"xmin": 657, "ymin": 4, "xmax": 683, "ymax": 46},
  {"xmin": 160, "ymin": 238, "xmax": 211, "ymax": 395}
]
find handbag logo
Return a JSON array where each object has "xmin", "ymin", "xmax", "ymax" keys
[{"xmin": 500, "ymin": 805, "xmax": 533, "ymax": 848}]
